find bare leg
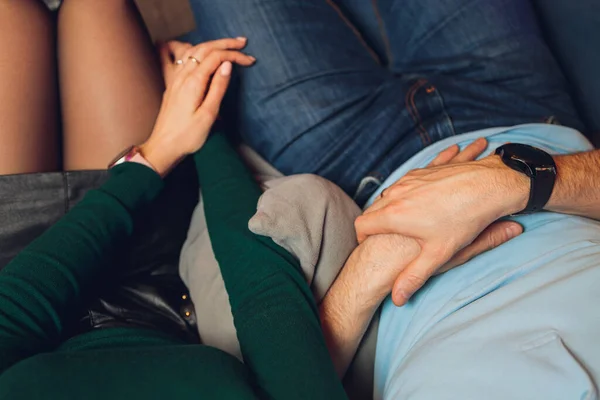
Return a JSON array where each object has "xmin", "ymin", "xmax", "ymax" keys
[
  {"xmin": 0, "ymin": 0, "xmax": 59, "ymax": 175},
  {"xmin": 58, "ymin": 0, "xmax": 164, "ymax": 170}
]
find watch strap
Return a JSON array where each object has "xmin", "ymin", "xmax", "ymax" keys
[
  {"xmin": 108, "ymin": 146, "xmax": 157, "ymax": 173},
  {"xmin": 523, "ymin": 162, "xmax": 556, "ymax": 214},
  {"xmin": 495, "ymin": 144, "xmax": 557, "ymax": 215},
  {"xmin": 126, "ymin": 152, "xmax": 156, "ymax": 171}
]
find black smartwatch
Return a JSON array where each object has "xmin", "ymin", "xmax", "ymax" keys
[{"xmin": 495, "ymin": 143, "xmax": 557, "ymax": 214}]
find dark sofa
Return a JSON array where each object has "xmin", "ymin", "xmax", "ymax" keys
[{"xmin": 534, "ymin": 0, "xmax": 600, "ymax": 145}]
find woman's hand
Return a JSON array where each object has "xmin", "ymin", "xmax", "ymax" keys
[{"xmin": 140, "ymin": 39, "xmax": 255, "ymax": 176}]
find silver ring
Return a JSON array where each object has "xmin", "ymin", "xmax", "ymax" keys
[
  {"xmin": 175, "ymin": 59, "xmax": 184, "ymax": 65},
  {"xmin": 188, "ymin": 56, "xmax": 200, "ymax": 64}
]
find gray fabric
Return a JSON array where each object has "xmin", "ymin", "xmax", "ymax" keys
[
  {"xmin": 42, "ymin": 0, "xmax": 61, "ymax": 11},
  {"xmin": 249, "ymin": 174, "xmax": 362, "ymax": 300},
  {"xmin": 179, "ymin": 145, "xmax": 378, "ymax": 398}
]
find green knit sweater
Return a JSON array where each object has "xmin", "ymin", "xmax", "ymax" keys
[{"xmin": 0, "ymin": 134, "xmax": 347, "ymax": 400}]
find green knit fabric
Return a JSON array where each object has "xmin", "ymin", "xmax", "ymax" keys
[
  {"xmin": 196, "ymin": 134, "xmax": 347, "ymax": 400},
  {"xmin": 0, "ymin": 134, "xmax": 347, "ymax": 400}
]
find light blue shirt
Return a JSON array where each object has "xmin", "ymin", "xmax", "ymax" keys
[{"xmin": 369, "ymin": 124, "xmax": 600, "ymax": 400}]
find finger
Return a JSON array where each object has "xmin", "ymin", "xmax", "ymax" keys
[
  {"xmin": 166, "ymin": 40, "xmax": 193, "ymax": 64},
  {"xmin": 363, "ymin": 180, "xmax": 409, "ymax": 216},
  {"xmin": 391, "ymin": 249, "xmax": 446, "ymax": 306},
  {"xmin": 448, "ymin": 137, "xmax": 488, "ymax": 164},
  {"xmin": 371, "ymin": 187, "xmax": 388, "ymax": 205},
  {"xmin": 196, "ymin": 61, "xmax": 232, "ymax": 121},
  {"xmin": 427, "ymin": 144, "xmax": 460, "ymax": 167},
  {"xmin": 182, "ymin": 50, "xmax": 254, "ymax": 102},
  {"xmin": 196, "ymin": 49, "xmax": 255, "ymax": 76},
  {"xmin": 183, "ymin": 37, "xmax": 248, "ymax": 63},
  {"xmin": 179, "ymin": 54, "xmax": 202, "ymax": 77},
  {"xmin": 436, "ymin": 221, "xmax": 523, "ymax": 274},
  {"xmin": 362, "ymin": 193, "xmax": 391, "ymax": 217},
  {"xmin": 168, "ymin": 57, "xmax": 207, "ymax": 114},
  {"xmin": 355, "ymin": 207, "xmax": 400, "ymax": 243}
]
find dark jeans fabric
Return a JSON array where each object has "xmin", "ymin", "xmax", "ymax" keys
[
  {"xmin": 182, "ymin": 0, "xmax": 583, "ymax": 205},
  {"xmin": 0, "ymin": 161, "xmax": 200, "ymax": 343}
]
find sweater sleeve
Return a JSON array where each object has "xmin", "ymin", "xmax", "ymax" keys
[
  {"xmin": 0, "ymin": 163, "xmax": 164, "ymax": 374},
  {"xmin": 194, "ymin": 133, "xmax": 347, "ymax": 400}
]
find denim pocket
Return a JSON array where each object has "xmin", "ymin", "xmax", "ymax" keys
[{"xmin": 353, "ymin": 77, "xmax": 456, "ymax": 206}]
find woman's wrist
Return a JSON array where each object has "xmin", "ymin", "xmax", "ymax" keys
[{"xmin": 139, "ymin": 137, "xmax": 187, "ymax": 177}]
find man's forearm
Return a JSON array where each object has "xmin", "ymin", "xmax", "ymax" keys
[
  {"xmin": 320, "ymin": 276, "xmax": 379, "ymax": 378},
  {"xmin": 319, "ymin": 235, "xmax": 421, "ymax": 377},
  {"xmin": 546, "ymin": 149, "xmax": 600, "ymax": 220}
]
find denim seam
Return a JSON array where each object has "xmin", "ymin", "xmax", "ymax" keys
[
  {"xmin": 371, "ymin": 0, "xmax": 393, "ymax": 67},
  {"xmin": 411, "ymin": 80, "xmax": 433, "ymax": 144},
  {"xmin": 326, "ymin": 0, "xmax": 381, "ymax": 64},
  {"xmin": 432, "ymin": 85, "xmax": 457, "ymax": 139},
  {"xmin": 405, "ymin": 78, "xmax": 431, "ymax": 146}
]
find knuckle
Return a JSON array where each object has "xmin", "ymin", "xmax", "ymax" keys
[
  {"xmin": 194, "ymin": 48, "xmax": 207, "ymax": 60},
  {"xmin": 198, "ymin": 107, "xmax": 218, "ymax": 121},
  {"xmin": 206, "ymin": 50, "xmax": 223, "ymax": 62},
  {"xmin": 430, "ymin": 244, "xmax": 450, "ymax": 261},
  {"xmin": 487, "ymin": 229, "xmax": 503, "ymax": 249},
  {"xmin": 403, "ymin": 272, "xmax": 427, "ymax": 290},
  {"xmin": 406, "ymin": 169, "xmax": 421, "ymax": 178},
  {"xmin": 183, "ymin": 45, "xmax": 193, "ymax": 56},
  {"xmin": 354, "ymin": 215, "xmax": 364, "ymax": 231},
  {"xmin": 181, "ymin": 50, "xmax": 192, "ymax": 62},
  {"xmin": 388, "ymin": 201, "xmax": 405, "ymax": 215},
  {"xmin": 387, "ymin": 184, "xmax": 404, "ymax": 197}
]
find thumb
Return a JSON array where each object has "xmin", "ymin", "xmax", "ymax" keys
[
  {"xmin": 392, "ymin": 248, "xmax": 447, "ymax": 306},
  {"xmin": 436, "ymin": 221, "xmax": 523, "ymax": 275}
]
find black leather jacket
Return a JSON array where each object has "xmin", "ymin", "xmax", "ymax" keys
[{"xmin": 76, "ymin": 159, "xmax": 200, "ymax": 343}]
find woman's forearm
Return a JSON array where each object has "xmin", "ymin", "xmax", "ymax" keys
[
  {"xmin": 195, "ymin": 133, "xmax": 347, "ymax": 400},
  {"xmin": 0, "ymin": 163, "xmax": 163, "ymax": 374}
]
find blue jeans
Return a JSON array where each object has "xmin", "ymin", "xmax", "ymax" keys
[{"xmin": 182, "ymin": 0, "xmax": 583, "ymax": 205}]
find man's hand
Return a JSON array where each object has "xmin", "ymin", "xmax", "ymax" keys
[
  {"xmin": 321, "ymin": 217, "xmax": 521, "ymax": 377},
  {"xmin": 355, "ymin": 138, "xmax": 528, "ymax": 306},
  {"xmin": 321, "ymin": 140, "xmax": 524, "ymax": 376}
]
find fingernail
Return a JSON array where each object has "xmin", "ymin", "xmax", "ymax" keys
[
  {"xmin": 248, "ymin": 56, "xmax": 256, "ymax": 62},
  {"xmin": 237, "ymin": 36, "xmax": 247, "ymax": 42},
  {"xmin": 505, "ymin": 224, "xmax": 522, "ymax": 238},
  {"xmin": 394, "ymin": 288, "xmax": 411, "ymax": 306},
  {"xmin": 220, "ymin": 61, "xmax": 232, "ymax": 77}
]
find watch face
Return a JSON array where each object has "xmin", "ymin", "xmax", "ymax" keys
[
  {"xmin": 495, "ymin": 143, "xmax": 557, "ymax": 214},
  {"xmin": 496, "ymin": 143, "xmax": 555, "ymax": 177}
]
